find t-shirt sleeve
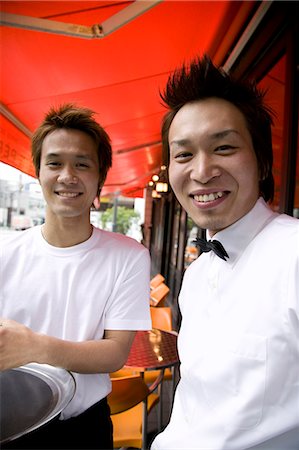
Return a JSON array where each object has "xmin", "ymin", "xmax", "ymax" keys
[{"xmin": 104, "ymin": 244, "xmax": 152, "ymax": 330}]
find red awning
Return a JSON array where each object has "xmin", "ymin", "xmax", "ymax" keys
[{"xmin": 0, "ymin": 1, "xmax": 252, "ymax": 197}]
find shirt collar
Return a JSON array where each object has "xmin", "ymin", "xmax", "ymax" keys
[{"xmin": 207, "ymin": 198, "xmax": 278, "ymax": 266}]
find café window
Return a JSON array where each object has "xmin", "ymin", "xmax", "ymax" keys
[
  {"xmin": 258, "ymin": 56, "xmax": 286, "ymax": 211},
  {"xmin": 258, "ymin": 52, "xmax": 298, "ymax": 217},
  {"xmin": 184, "ymin": 217, "xmax": 200, "ymax": 269},
  {"xmin": 170, "ymin": 203, "xmax": 181, "ymax": 268}
]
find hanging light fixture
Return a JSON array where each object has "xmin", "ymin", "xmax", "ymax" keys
[
  {"xmin": 156, "ymin": 182, "xmax": 168, "ymax": 193},
  {"xmin": 152, "ymin": 190, "xmax": 161, "ymax": 199}
]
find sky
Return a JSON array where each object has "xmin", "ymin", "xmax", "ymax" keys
[{"xmin": 0, "ymin": 162, "xmax": 37, "ymax": 183}]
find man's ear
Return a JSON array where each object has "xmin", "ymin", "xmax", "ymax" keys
[
  {"xmin": 93, "ymin": 196, "xmax": 100, "ymax": 209},
  {"xmin": 93, "ymin": 184, "xmax": 102, "ymax": 209}
]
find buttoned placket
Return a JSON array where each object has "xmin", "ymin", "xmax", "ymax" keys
[{"xmin": 206, "ymin": 253, "xmax": 221, "ymax": 318}]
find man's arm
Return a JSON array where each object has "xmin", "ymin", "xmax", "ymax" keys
[{"xmin": 0, "ymin": 318, "xmax": 135, "ymax": 373}]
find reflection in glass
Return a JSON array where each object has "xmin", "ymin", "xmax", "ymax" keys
[
  {"xmin": 258, "ymin": 56, "xmax": 286, "ymax": 211},
  {"xmin": 184, "ymin": 217, "xmax": 200, "ymax": 269}
]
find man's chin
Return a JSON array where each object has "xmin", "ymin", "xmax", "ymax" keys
[
  {"xmin": 190, "ymin": 214, "xmax": 229, "ymax": 234},
  {"xmin": 49, "ymin": 206, "xmax": 87, "ymax": 220}
]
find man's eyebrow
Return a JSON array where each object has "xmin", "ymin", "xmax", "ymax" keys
[
  {"xmin": 170, "ymin": 129, "xmax": 241, "ymax": 147},
  {"xmin": 44, "ymin": 152, "xmax": 60, "ymax": 160},
  {"xmin": 210, "ymin": 129, "xmax": 240, "ymax": 139},
  {"xmin": 169, "ymin": 138, "xmax": 192, "ymax": 147},
  {"xmin": 75, "ymin": 154, "xmax": 94, "ymax": 160},
  {"xmin": 44, "ymin": 152, "xmax": 93, "ymax": 160}
]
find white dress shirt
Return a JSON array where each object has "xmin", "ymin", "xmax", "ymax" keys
[{"xmin": 152, "ymin": 198, "xmax": 299, "ymax": 449}]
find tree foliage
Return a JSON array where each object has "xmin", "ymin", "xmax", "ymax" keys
[{"xmin": 101, "ymin": 206, "xmax": 140, "ymax": 235}]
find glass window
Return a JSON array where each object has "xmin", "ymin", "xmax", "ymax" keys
[
  {"xmin": 184, "ymin": 216, "xmax": 200, "ymax": 269},
  {"xmin": 295, "ymin": 131, "xmax": 299, "ymax": 217},
  {"xmin": 258, "ymin": 56, "xmax": 286, "ymax": 211},
  {"xmin": 170, "ymin": 203, "xmax": 180, "ymax": 267}
]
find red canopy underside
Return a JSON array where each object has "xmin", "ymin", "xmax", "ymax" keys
[{"xmin": 1, "ymin": 0, "xmax": 280, "ymax": 199}]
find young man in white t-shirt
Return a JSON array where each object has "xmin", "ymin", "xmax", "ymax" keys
[
  {"xmin": 0, "ymin": 104, "xmax": 151, "ymax": 449},
  {"xmin": 151, "ymin": 56, "xmax": 299, "ymax": 449}
]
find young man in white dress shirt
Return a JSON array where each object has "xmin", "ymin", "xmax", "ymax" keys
[
  {"xmin": 0, "ymin": 104, "xmax": 151, "ymax": 449},
  {"xmin": 151, "ymin": 56, "xmax": 299, "ymax": 449}
]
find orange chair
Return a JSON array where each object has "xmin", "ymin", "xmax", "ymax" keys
[
  {"xmin": 110, "ymin": 307, "xmax": 177, "ymax": 434},
  {"xmin": 150, "ymin": 273, "xmax": 165, "ymax": 290},
  {"xmin": 108, "ymin": 372, "xmax": 163, "ymax": 449},
  {"xmin": 150, "ymin": 305, "xmax": 173, "ymax": 331},
  {"xmin": 150, "ymin": 282, "xmax": 170, "ymax": 307}
]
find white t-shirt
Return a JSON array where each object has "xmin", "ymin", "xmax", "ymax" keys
[
  {"xmin": 1, "ymin": 225, "xmax": 151, "ymax": 418},
  {"xmin": 152, "ymin": 198, "xmax": 299, "ymax": 449}
]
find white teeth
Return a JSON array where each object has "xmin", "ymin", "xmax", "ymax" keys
[
  {"xmin": 57, "ymin": 192, "xmax": 79, "ymax": 198},
  {"xmin": 194, "ymin": 191, "xmax": 223, "ymax": 203}
]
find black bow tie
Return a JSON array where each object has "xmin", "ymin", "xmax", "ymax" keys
[{"xmin": 193, "ymin": 237, "xmax": 229, "ymax": 261}]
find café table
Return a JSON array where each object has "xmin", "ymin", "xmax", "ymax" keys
[
  {"xmin": 125, "ymin": 328, "xmax": 179, "ymax": 372},
  {"xmin": 124, "ymin": 328, "xmax": 179, "ymax": 448},
  {"xmin": 0, "ymin": 363, "xmax": 76, "ymax": 445}
]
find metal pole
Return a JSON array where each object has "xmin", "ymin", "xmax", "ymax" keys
[{"xmin": 112, "ymin": 194, "xmax": 118, "ymax": 232}]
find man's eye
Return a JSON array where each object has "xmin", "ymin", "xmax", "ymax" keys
[
  {"xmin": 215, "ymin": 145, "xmax": 236, "ymax": 153},
  {"xmin": 174, "ymin": 152, "xmax": 192, "ymax": 160},
  {"xmin": 46, "ymin": 161, "xmax": 60, "ymax": 166},
  {"xmin": 77, "ymin": 163, "xmax": 89, "ymax": 168}
]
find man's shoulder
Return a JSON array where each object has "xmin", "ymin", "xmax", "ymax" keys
[
  {"xmin": 94, "ymin": 227, "xmax": 148, "ymax": 254},
  {"xmin": 257, "ymin": 213, "xmax": 299, "ymax": 259},
  {"xmin": 269, "ymin": 212, "xmax": 299, "ymax": 235},
  {"xmin": 1, "ymin": 226, "xmax": 38, "ymax": 248}
]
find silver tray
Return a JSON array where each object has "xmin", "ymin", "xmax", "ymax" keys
[{"xmin": 0, "ymin": 363, "xmax": 76, "ymax": 444}]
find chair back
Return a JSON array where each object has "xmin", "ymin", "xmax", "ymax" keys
[
  {"xmin": 150, "ymin": 273, "xmax": 165, "ymax": 290},
  {"xmin": 109, "ymin": 374, "xmax": 161, "ymax": 449},
  {"xmin": 150, "ymin": 306, "xmax": 172, "ymax": 331},
  {"xmin": 150, "ymin": 282, "xmax": 170, "ymax": 306},
  {"xmin": 108, "ymin": 374, "xmax": 150, "ymax": 415}
]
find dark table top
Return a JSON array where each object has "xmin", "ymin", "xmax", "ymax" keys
[{"xmin": 125, "ymin": 328, "xmax": 179, "ymax": 371}]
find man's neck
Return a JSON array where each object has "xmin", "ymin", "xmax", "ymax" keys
[{"xmin": 42, "ymin": 215, "xmax": 93, "ymax": 248}]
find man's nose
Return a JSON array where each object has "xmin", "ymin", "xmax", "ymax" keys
[
  {"xmin": 57, "ymin": 167, "xmax": 78, "ymax": 184},
  {"xmin": 190, "ymin": 153, "xmax": 221, "ymax": 184}
]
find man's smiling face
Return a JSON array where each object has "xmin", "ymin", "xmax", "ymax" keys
[
  {"xmin": 168, "ymin": 97, "xmax": 260, "ymax": 236},
  {"xmin": 39, "ymin": 128, "xmax": 100, "ymax": 222}
]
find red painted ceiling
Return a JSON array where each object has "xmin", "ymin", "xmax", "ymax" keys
[{"xmin": 0, "ymin": 1, "xmax": 250, "ymax": 197}]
